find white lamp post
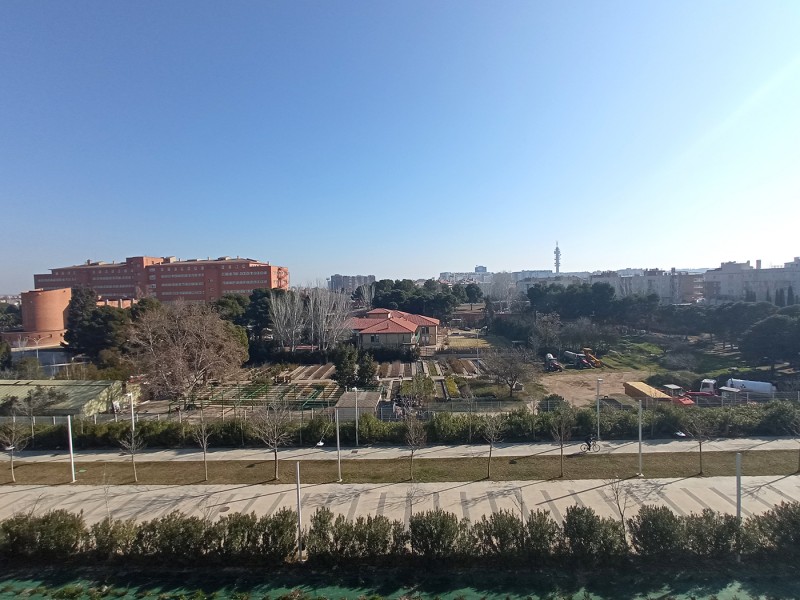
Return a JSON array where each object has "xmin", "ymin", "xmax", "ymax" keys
[
  {"xmin": 335, "ymin": 407, "xmax": 342, "ymax": 482},
  {"xmin": 595, "ymin": 378, "xmax": 603, "ymax": 440},
  {"xmin": 352, "ymin": 387, "xmax": 359, "ymax": 447},
  {"xmin": 637, "ymin": 397, "xmax": 643, "ymax": 476}
]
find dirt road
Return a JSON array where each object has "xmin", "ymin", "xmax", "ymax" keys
[{"xmin": 540, "ymin": 368, "xmax": 647, "ymax": 406}]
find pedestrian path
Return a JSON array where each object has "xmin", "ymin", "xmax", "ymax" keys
[
  {"xmin": 16, "ymin": 436, "xmax": 800, "ymax": 464},
  {"xmin": 3, "ymin": 475, "xmax": 798, "ymax": 526}
]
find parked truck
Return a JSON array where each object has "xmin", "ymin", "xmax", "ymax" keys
[{"xmin": 725, "ymin": 379, "xmax": 777, "ymax": 395}]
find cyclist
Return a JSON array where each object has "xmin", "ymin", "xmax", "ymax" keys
[{"xmin": 584, "ymin": 434, "xmax": 595, "ymax": 449}]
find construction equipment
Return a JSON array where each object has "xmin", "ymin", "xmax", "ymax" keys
[
  {"xmin": 581, "ymin": 348, "xmax": 603, "ymax": 368},
  {"xmin": 544, "ymin": 353, "xmax": 564, "ymax": 372},
  {"xmin": 563, "ymin": 350, "xmax": 593, "ymax": 369}
]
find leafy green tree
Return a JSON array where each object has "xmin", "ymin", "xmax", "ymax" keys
[
  {"xmin": 213, "ymin": 293, "xmax": 250, "ymax": 326},
  {"xmin": 356, "ymin": 351, "xmax": 378, "ymax": 387},
  {"xmin": 64, "ymin": 286, "xmax": 98, "ymax": 354},
  {"xmin": 788, "ymin": 286, "xmax": 796, "ymax": 306},
  {"xmin": 451, "ymin": 283, "xmax": 467, "ymax": 304},
  {"xmin": 0, "ymin": 303, "xmax": 21, "ymax": 330},
  {"xmin": 332, "ymin": 344, "xmax": 358, "ymax": 389},
  {"xmin": 83, "ymin": 306, "xmax": 130, "ymax": 358},
  {"xmin": 465, "ymin": 283, "xmax": 483, "ymax": 309},
  {"xmin": 0, "ymin": 339, "xmax": 11, "ymax": 370},
  {"xmin": 129, "ymin": 297, "xmax": 161, "ymax": 322},
  {"xmin": 740, "ymin": 314, "xmax": 799, "ymax": 373}
]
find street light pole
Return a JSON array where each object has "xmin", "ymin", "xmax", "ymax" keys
[
  {"xmin": 596, "ymin": 378, "xmax": 603, "ymax": 440},
  {"xmin": 335, "ymin": 407, "xmax": 342, "ymax": 482},
  {"xmin": 353, "ymin": 387, "xmax": 359, "ymax": 447}
]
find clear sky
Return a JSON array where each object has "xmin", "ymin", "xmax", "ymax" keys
[{"xmin": 2, "ymin": 1, "xmax": 800, "ymax": 293}]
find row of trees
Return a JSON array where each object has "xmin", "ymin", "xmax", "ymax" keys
[
  {"xmin": 4, "ymin": 501, "xmax": 800, "ymax": 567},
  {"xmin": 372, "ymin": 279, "xmax": 482, "ymax": 321}
]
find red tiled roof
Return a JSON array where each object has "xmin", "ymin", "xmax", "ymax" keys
[
  {"xmin": 358, "ymin": 317, "xmax": 418, "ymax": 335},
  {"xmin": 365, "ymin": 308, "xmax": 440, "ymax": 326}
]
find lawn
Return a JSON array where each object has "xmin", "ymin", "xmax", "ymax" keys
[{"xmin": 4, "ymin": 449, "xmax": 798, "ymax": 485}]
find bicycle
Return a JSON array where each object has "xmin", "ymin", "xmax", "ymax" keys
[{"xmin": 580, "ymin": 440, "xmax": 600, "ymax": 453}]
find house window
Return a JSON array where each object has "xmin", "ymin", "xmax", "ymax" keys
[
  {"xmin": 421, "ymin": 327, "xmax": 429, "ymax": 334},
  {"xmin": 370, "ymin": 335, "xmax": 380, "ymax": 343}
]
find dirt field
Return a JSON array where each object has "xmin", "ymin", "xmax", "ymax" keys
[{"xmin": 539, "ymin": 368, "xmax": 648, "ymax": 406}]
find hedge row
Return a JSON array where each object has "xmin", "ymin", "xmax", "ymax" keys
[
  {"xmin": 3, "ymin": 502, "xmax": 800, "ymax": 567},
  {"xmin": 22, "ymin": 399, "xmax": 800, "ymax": 450}
]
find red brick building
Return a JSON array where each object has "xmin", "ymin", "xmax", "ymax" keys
[{"xmin": 33, "ymin": 256, "xmax": 289, "ymax": 302}]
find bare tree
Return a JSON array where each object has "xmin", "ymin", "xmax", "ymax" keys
[
  {"xmin": 684, "ymin": 410, "xmax": 711, "ymax": 475},
  {"xmin": 356, "ymin": 283, "xmax": 375, "ymax": 310},
  {"xmin": 404, "ymin": 413, "xmax": 427, "ymax": 481},
  {"xmin": 483, "ymin": 414, "xmax": 506, "ymax": 479},
  {"xmin": 482, "ymin": 350, "xmax": 532, "ymax": 398},
  {"xmin": 606, "ymin": 476, "xmax": 633, "ymax": 548},
  {"xmin": 269, "ymin": 291, "xmax": 306, "ymax": 353},
  {"xmin": 0, "ymin": 420, "xmax": 31, "ymax": 483},
  {"xmin": 128, "ymin": 301, "xmax": 247, "ymax": 408},
  {"xmin": 250, "ymin": 401, "xmax": 295, "ymax": 480},
  {"xmin": 193, "ymin": 408, "xmax": 213, "ymax": 482},
  {"xmin": 550, "ymin": 405, "xmax": 576, "ymax": 478},
  {"xmin": 306, "ymin": 287, "xmax": 351, "ymax": 353},
  {"xmin": 12, "ymin": 386, "xmax": 67, "ymax": 445},
  {"xmin": 119, "ymin": 428, "xmax": 145, "ymax": 483}
]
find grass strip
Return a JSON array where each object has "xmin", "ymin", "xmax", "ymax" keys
[{"xmin": 3, "ymin": 449, "xmax": 799, "ymax": 485}]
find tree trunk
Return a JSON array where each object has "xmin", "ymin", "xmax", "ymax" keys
[
  {"xmin": 559, "ymin": 444, "xmax": 564, "ymax": 478},
  {"xmin": 698, "ymin": 441, "xmax": 703, "ymax": 475},
  {"xmin": 487, "ymin": 443, "xmax": 493, "ymax": 479},
  {"xmin": 273, "ymin": 447, "xmax": 279, "ymax": 480},
  {"xmin": 203, "ymin": 448, "xmax": 208, "ymax": 482},
  {"xmin": 9, "ymin": 453, "xmax": 15, "ymax": 483},
  {"xmin": 132, "ymin": 454, "xmax": 138, "ymax": 483},
  {"xmin": 410, "ymin": 451, "xmax": 415, "ymax": 481}
]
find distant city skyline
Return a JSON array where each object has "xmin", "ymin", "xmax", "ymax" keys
[{"xmin": 2, "ymin": 2, "xmax": 799, "ymax": 294}]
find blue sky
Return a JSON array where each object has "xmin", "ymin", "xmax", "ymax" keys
[{"xmin": 2, "ymin": 1, "xmax": 800, "ymax": 293}]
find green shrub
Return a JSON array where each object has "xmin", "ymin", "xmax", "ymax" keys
[
  {"xmin": 0, "ymin": 510, "xmax": 87, "ymax": 561},
  {"xmin": 409, "ymin": 508, "xmax": 471, "ymax": 561},
  {"xmin": 683, "ymin": 509, "xmax": 739, "ymax": 558},
  {"xmin": 743, "ymin": 501, "xmax": 800, "ymax": 559},
  {"xmin": 628, "ymin": 505, "xmax": 683, "ymax": 559},
  {"xmin": 254, "ymin": 508, "xmax": 297, "ymax": 562},
  {"xmin": 208, "ymin": 512, "xmax": 260, "ymax": 561},
  {"xmin": 472, "ymin": 509, "xmax": 525, "ymax": 560},
  {"xmin": 132, "ymin": 512, "xmax": 211, "ymax": 564},
  {"xmin": 560, "ymin": 505, "xmax": 625, "ymax": 565},
  {"xmin": 91, "ymin": 517, "xmax": 138, "ymax": 560},
  {"xmin": 523, "ymin": 509, "xmax": 560, "ymax": 562}
]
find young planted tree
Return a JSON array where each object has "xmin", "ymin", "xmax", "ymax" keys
[
  {"xmin": 787, "ymin": 412, "xmax": 800, "ymax": 473},
  {"xmin": 482, "ymin": 414, "xmax": 506, "ymax": 479},
  {"xmin": 119, "ymin": 428, "xmax": 145, "ymax": 483},
  {"xmin": 12, "ymin": 387, "xmax": 68, "ymax": 446},
  {"xmin": 405, "ymin": 413, "xmax": 427, "ymax": 481},
  {"xmin": 683, "ymin": 410, "xmax": 711, "ymax": 475},
  {"xmin": 550, "ymin": 405, "xmax": 576, "ymax": 478},
  {"xmin": 250, "ymin": 401, "xmax": 295, "ymax": 480},
  {"xmin": 193, "ymin": 409, "xmax": 213, "ymax": 482},
  {"xmin": 0, "ymin": 420, "xmax": 31, "ymax": 483}
]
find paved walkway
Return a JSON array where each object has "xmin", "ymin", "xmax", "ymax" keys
[
  {"xmin": 3, "ymin": 475, "xmax": 799, "ymax": 526},
  {"xmin": 6, "ymin": 438, "xmax": 799, "ymax": 527},
  {"xmin": 15, "ymin": 436, "xmax": 800, "ymax": 463}
]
